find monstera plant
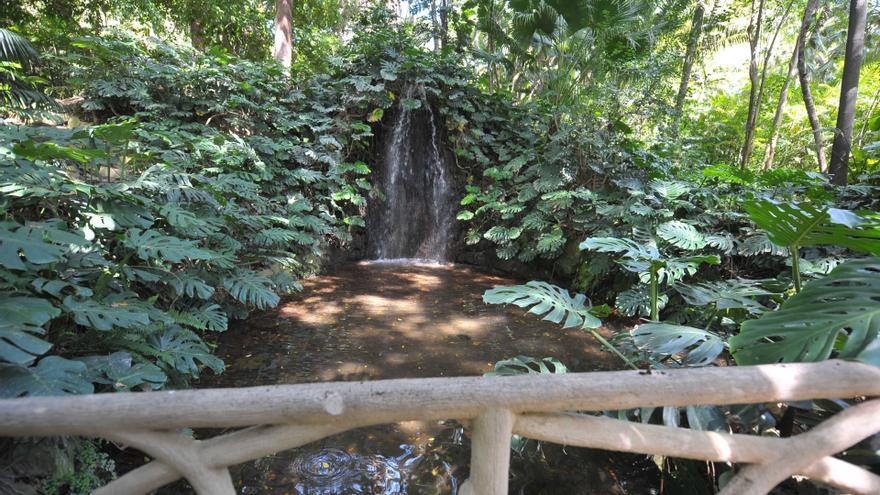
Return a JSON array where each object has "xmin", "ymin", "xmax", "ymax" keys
[
  {"xmin": 483, "ymin": 281, "xmax": 637, "ymax": 369},
  {"xmin": 580, "ymin": 226, "xmax": 720, "ymax": 321},
  {"xmin": 730, "ymin": 257, "xmax": 880, "ymax": 366},
  {"xmin": 743, "ymin": 200, "xmax": 880, "ymax": 291}
]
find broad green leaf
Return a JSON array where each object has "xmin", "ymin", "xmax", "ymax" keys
[
  {"xmin": 223, "ymin": 271, "xmax": 280, "ymax": 309},
  {"xmin": 0, "ymin": 356, "xmax": 93, "ymax": 397},
  {"xmin": 0, "ymin": 222, "xmax": 84, "ymax": 270},
  {"xmin": 79, "ymin": 351, "xmax": 166, "ymax": 391},
  {"xmin": 0, "ymin": 323, "xmax": 52, "ymax": 365},
  {"xmin": 12, "ymin": 140, "xmax": 106, "ymax": 163},
  {"xmin": 657, "ymin": 221, "xmax": 706, "ymax": 250},
  {"xmin": 616, "ymin": 286, "xmax": 667, "ymax": 318},
  {"xmin": 743, "ymin": 200, "xmax": 880, "ymax": 254},
  {"xmin": 164, "ymin": 271, "xmax": 215, "ymax": 299},
  {"xmin": 483, "ymin": 281, "xmax": 601, "ymax": 329},
  {"xmin": 730, "ymin": 257, "xmax": 880, "ymax": 365},
  {"xmin": 675, "ymin": 280, "xmax": 772, "ymax": 314},
  {"xmin": 401, "ymin": 98, "xmax": 422, "ymax": 110},
  {"xmin": 632, "ymin": 323, "xmax": 725, "ymax": 366},
  {"xmin": 0, "ymin": 296, "xmax": 59, "ymax": 365},
  {"xmin": 579, "ymin": 236, "xmax": 659, "ymax": 260},
  {"xmin": 124, "ymin": 229, "xmax": 215, "ymax": 263},
  {"xmin": 147, "ymin": 327, "xmax": 224, "ymax": 378},
  {"xmin": 485, "ymin": 356, "xmax": 568, "ymax": 376},
  {"xmin": 649, "ymin": 180, "xmax": 691, "ymax": 200},
  {"xmin": 62, "ymin": 296, "xmax": 151, "ymax": 331},
  {"xmin": 0, "ymin": 296, "xmax": 60, "ymax": 325},
  {"xmin": 169, "ymin": 303, "xmax": 228, "ymax": 332}
]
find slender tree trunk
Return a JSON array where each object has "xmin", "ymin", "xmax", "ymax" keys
[
  {"xmin": 672, "ymin": 3, "xmax": 705, "ymax": 137},
  {"xmin": 798, "ymin": 11, "xmax": 827, "ymax": 172},
  {"xmin": 273, "ymin": 0, "xmax": 293, "ymax": 68},
  {"xmin": 829, "ymin": 0, "xmax": 868, "ymax": 186},
  {"xmin": 431, "ymin": 0, "xmax": 439, "ymax": 51},
  {"xmin": 440, "ymin": 0, "xmax": 450, "ymax": 50},
  {"xmin": 764, "ymin": 0, "xmax": 818, "ymax": 170},
  {"xmin": 740, "ymin": 0, "xmax": 766, "ymax": 169},
  {"xmin": 189, "ymin": 20, "xmax": 205, "ymax": 51}
]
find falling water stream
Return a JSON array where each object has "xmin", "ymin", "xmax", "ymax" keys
[{"xmin": 367, "ymin": 85, "xmax": 456, "ymax": 261}]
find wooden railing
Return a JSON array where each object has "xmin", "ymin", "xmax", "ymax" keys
[{"xmin": 1, "ymin": 360, "xmax": 879, "ymax": 495}]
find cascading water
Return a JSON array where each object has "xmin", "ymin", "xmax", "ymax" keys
[{"xmin": 366, "ymin": 85, "xmax": 456, "ymax": 261}]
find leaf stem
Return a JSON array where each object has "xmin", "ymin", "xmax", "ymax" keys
[
  {"xmin": 587, "ymin": 328, "xmax": 639, "ymax": 370},
  {"xmin": 791, "ymin": 245, "xmax": 802, "ymax": 292},
  {"xmin": 649, "ymin": 268, "xmax": 659, "ymax": 321}
]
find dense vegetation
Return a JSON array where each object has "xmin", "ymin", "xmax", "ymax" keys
[{"xmin": 2, "ymin": 0, "xmax": 879, "ymax": 493}]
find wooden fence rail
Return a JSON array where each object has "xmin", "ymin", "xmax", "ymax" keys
[{"xmin": 1, "ymin": 360, "xmax": 879, "ymax": 495}]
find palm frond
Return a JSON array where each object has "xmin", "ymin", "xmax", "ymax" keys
[{"xmin": 0, "ymin": 28, "xmax": 39, "ymax": 68}]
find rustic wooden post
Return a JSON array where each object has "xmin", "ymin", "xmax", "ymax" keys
[{"xmin": 460, "ymin": 408, "xmax": 515, "ymax": 495}]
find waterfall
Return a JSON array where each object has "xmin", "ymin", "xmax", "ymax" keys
[{"xmin": 366, "ymin": 85, "xmax": 456, "ymax": 261}]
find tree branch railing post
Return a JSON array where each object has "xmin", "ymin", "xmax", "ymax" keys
[{"xmin": 0, "ymin": 360, "xmax": 879, "ymax": 495}]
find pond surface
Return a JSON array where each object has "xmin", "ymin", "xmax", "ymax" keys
[{"xmin": 192, "ymin": 262, "xmax": 659, "ymax": 494}]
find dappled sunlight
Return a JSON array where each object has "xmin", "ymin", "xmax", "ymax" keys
[
  {"xmin": 347, "ymin": 294, "xmax": 425, "ymax": 317},
  {"xmin": 208, "ymin": 262, "xmax": 622, "ymax": 389},
  {"xmin": 278, "ymin": 298, "xmax": 343, "ymax": 325}
]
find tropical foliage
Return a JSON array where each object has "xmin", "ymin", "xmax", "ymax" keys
[{"xmin": 2, "ymin": 0, "xmax": 880, "ymax": 492}]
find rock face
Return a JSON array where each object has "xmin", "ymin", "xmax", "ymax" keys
[{"xmin": 366, "ymin": 85, "xmax": 456, "ymax": 261}]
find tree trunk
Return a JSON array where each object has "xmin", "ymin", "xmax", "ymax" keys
[
  {"xmin": 829, "ymin": 0, "xmax": 868, "ymax": 186},
  {"xmin": 431, "ymin": 0, "xmax": 439, "ymax": 51},
  {"xmin": 764, "ymin": 0, "xmax": 818, "ymax": 170},
  {"xmin": 764, "ymin": 0, "xmax": 819, "ymax": 170},
  {"xmin": 440, "ymin": 0, "xmax": 450, "ymax": 50},
  {"xmin": 672, "ymin": 3, "xmax": 705, "ymax": 137},
  {"xmin": 740, "ymin": 0, "xmax": 766, "ymax": 170},
  {"xmin": 273, "ymin": 0, "xmax": 293, "ymax": 68},
  {"xmin": 798, "ymin": 11, "xmax": 827, "ymax": 172},
  {"xmin": 189, "ymin": 20, "xmax": 205, "ymax": 51}
]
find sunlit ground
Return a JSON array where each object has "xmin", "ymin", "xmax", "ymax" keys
[{"xmin": 209, "ymin": 262, "xmax": 621, "ymax": 387}]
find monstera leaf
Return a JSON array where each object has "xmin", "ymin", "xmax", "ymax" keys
[
  {"xmin": 484, "ymin": 281, "xmax": 636, "ymax": 368},
  {"xmin": 124, "ymin": 229, "xmax": 215, "ymax": 263},
  {"xmin": 223, "ymin": 270, "xmax": 280, "ymax": 309},
  {"xmin": 0, "ymin": 356, "xmax": 93, "ymax": 397},
  {"xmin": 0, "ymin": 222, "xmax": 85, "ymax": 270},
  {"xmin": 730, "ymin": 257, "xmax": 880, "ymax": 366},
  {"xmin": 78, "ymin": 352, "xmax": 166, "ymax": 391},
  {"xmin": 485, "ymin": 356, "xmax": 568, "ymax": 376},
  {"xmin": 675, "ymin": 279, "xmax": 774, "ymax": 315},
  {"xmin": 579, "ymin": 236, "xmax": 659, "ymax": 262},
  {"xmin": 0, "ymin": 297, "xmax": 60, "ymax": 365},
  {"xmin": 615, "ymin": 286, "xmax": 667, "ymax": 317},
  {"xmin": 483, "ymin": 281, "xmax": 601, "ymax": 329},
  {"xmin": 744, "ymin": 200, "xmax": 880, "ymax": 255},
  {"xmin": 62, "ymin": 296, "xmax": 151, "ymax": 331},
  {"xmin": 146, "ymin": 327, "xmax": 224, "ymax": 378},
  {"xmin": 632, "ymin": 323, "xmax": 725, "ymax": 367},
  {"xmin": 657, "ymin": 221, "xmax": 706, "ymax": 250}
]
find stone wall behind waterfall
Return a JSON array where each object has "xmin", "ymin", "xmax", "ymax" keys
[{"xmin": 366, "ymin": 86, "xmax": 457, "ymax": 261}]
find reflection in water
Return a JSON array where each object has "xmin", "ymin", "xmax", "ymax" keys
[
  {"xmin": 287, "ymin": 447, "xmax": 407, "ymax": 494},
  {"xmin": 234, "ymin": 422, "xmax": 466, "ymax": 495}
]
